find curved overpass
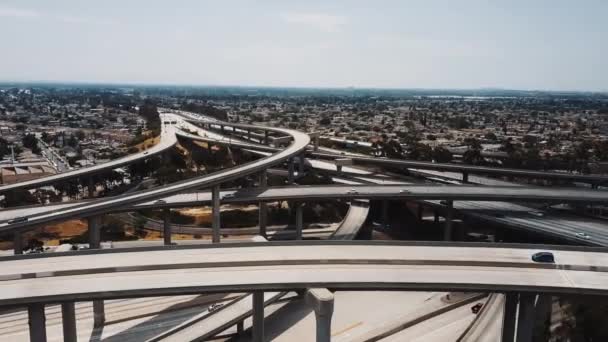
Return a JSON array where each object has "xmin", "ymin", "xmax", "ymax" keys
[
  {"xmin": 179, "ymin": 128, "xmax": 608, "ymax": 186},
  {"xmin": 0, "ymin": 241, "xmax": 607, "ymax": 307},
  {"xmin": 0, "ymin": 113, "xmax": 179, "ymax": 194},
  {"xmin": 0, "ymin": 118, "xmax": 310, "ymax": 234},
  {"xmin": 0, "ymin": 185, "xmax": 605, "ymax": 228}
]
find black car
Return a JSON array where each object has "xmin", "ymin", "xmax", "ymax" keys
[
  {"xmin": 7, "ymin": 217, "xmax": 28, "ymax": 224},
  {"xmin": 531, "ymin": 251, "xmax": 555, "ymax": 263}
]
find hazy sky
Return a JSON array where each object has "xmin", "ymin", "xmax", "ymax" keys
[{"xmin": 1, "ymin": 0, "xmax": 606, "ymax": 91}]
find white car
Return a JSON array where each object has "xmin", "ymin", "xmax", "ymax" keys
[
  {"xmin": 575, "ymin": 232, "xmax": 591, "ymax": 240},
  {"xmin": 207, "ymin": 303, "xmax": 224, "ymax": 312},
  {"xmin": 347, "ymin": 188, "xmax": 358, "ymax": 195}
]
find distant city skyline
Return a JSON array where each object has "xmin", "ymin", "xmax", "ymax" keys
[{"xmin": 1, "ymin": 0, "xmax": 606, "ymax": 92}]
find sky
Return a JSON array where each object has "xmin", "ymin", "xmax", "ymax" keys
[{"xmin": 0, "ymin": 0, "xmax": 606, "ymax": 91}]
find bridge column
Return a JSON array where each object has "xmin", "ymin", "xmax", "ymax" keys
[
  {"xmin": 382, "ymin": 200, "xmax": 389, "ymax": 230},
  {"xmin": 298, "ymin": 154, "xmax": 305, "ymax": 175},
  {"xmin": 247, "ymin": 129, "xmax": 251, "ymax": 141},
  {"xmin": 28, "ymin": 304, "xmax": 47, "ymax": 342},
  {"xmin": 88, "ymin": 216, "xmax": 101, "ymax": 249},
  {"xmin": 264, "ymin": 131, "xmax": 269, "ymax": 145},
  {"xmin": 220, "ymin": 125, "xmax": 225, "ymax": 134},
  {"xmin": 61, "ymin": 302, "xmax": 77, "ymax": 342},
  {"xmin": 306, "ymin": 288, "xmax": 334, "ymax": 342},
  {"xmin": 288, "ymin": 158, "xmax": 295, "ymax": 184},
  {"xmin": 501, "ymin": 293, "xmax": 518, "ymax": 342},
  {"xmin": 93, "ymin": 301, "xmax": 105, "ymax": 328},
  {"xmin": 87, "ymin": 216, "xmax": 105, "ymax": 327},
  {"xmin": 336, "ymin": 164, "xmax": 342, "ymax": 174},
  {"xmin": 88, "ymin": 178, "xmax": 95, "ymax": 198},
  {"xmin": 237, "ymin": 321, "xmax": 244, "ymax": 336},
  {"xmin": 163, "ymin": 208, "xmax": 171, "ymax": 245},
  {"xmin": 258, "ymin": 171, "xmax": 268, "ymax": 238},
  {"xmin": 516, "ymin": 294, "xmax": 536, "ymax": 342},
  {"xmin": 13, "ymin": 231, "xmax": 23, "ymax": 255},
  {"xmin": 295, "ymin": 202, "xmax": 303, "ymax": 240},
  {"xmin": 212, "ymin": 185, "xmax": 221, "ymax": 244},
  {"xmin": 313, "ymin": 136, "xmax": 319, "ymax": 151},
  {"xmin": 252, "ymin": 291, "xmax": 264, "ymax": 342},
  {"xmin": 462, "ymin": 172, "xmax": 469, "ymax": 184},
  {"xmin": 443, "ymin": 200, "xmax": 454, "ymax": 241}
]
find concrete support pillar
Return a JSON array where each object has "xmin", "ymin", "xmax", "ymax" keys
[
  {"xmin": 534, "ymin": 295, "xmax": 552, "ymax": 341},
  {"xmin": 212, "ymin": 185, "xmax": 221, "ymax": 244},
  {"xmin": 221, "ymin": 125, "xmax": 225, "ymax": 134},
  {"xmin": 88, "ymin": 178, "xmax": 95, "ymax": 198},
  {"xmin": 443, "ymin": 200, "xmax": 454, "ymax": 241},
  {"xmin": 28, "ymin": 304, "xmax": 47, "ymax": 342},
  {"xmin": 295, "ymin": 202, "xmax": 303, "ymax": 240},
  {"xmin": 313, "ymin": 136, "xmax": 319, "ymax": 151},
  {"xmin": 88, "ymin": 216, "xmax": 101, "ymax": 249},
  {"xmin": 382, "ymin": 200, "xmax": 389, "ymax": 229},
  {"xmin": 516, "ymin": 294, "xmax": 536, "ymax": 342},
  {"xmin": 13, "ymin": 231, "xmax": 23, "ymax": 255},
  {"xmin": 247, "ymin": 130, "xmax": 251, "ymax": 141},
  {"xmin": 258, "ymin": 171, "xmax": 268, "ymax": 238},
  {"xmin": 298, "ymin": 154, "xmax": 305, "ymax": 175},
  {"xmin": 307, "ymin": 288, "xmax": 334, "ymax": 342},
  {"xmin": 462, "ymin": 172, "xmax": 469, "ymax": 184},
  {"xmin": 87, "ymin": 216, "xmax": 104, "ymax": 327},
  {"xmin": 61, "ymin": 302, "xmax": 77, "ymax": 342},
  {"xmin": 252, "ymin": 291, "xmax": 264, "ymax": 342},
  {"xmin": 237, "ymin": 321, "xmax": 244, "ymax": 336},
  {"xmin": 288, "ymin": 158, "xmax": 295, "ymax": 184},
  {"xmin": 93, "ymin": 300, "xmax": 105, "ymax": 328},
  {"xmin": 264, "ymin": 131, "xmax": 269, "ymax": 145},
  {"xmin": 502, "ymin": 293, "xmax": 518, "ymax": 342},
  {"xmin": 163, "ymin": 208, "xmax": 171, "ymax": 246},
  {"xmin": 336, "ymin": 164, "xmax": 342, "ymax": 174}
]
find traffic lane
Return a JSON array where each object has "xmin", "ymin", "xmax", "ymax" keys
[
  {"xmin": 0, "ymin": 262, "xmax": 607, "ymax": 307},
  {"xmin": 1, "ymin": 244, "xmax": 607, "ymax": 282}
]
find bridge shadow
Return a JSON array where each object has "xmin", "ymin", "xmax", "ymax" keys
[
  {"xmin": 231, "ymin": 295, "xmax": 313, "ymax": 341},
  {"xmin": 100, "ymin": 294, "xmax": 224, "ymax": 342}
]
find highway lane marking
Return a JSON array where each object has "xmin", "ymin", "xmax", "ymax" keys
[{"xmin": 332, "ymin": 321, "xmax": 363, "ymax": 337}]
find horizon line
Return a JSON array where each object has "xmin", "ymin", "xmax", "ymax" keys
[{"xmin": 0, "ymin": 79, "xmax": 606, "ymax": 95}]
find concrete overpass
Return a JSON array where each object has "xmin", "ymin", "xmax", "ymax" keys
[
  {"xmin": 0, "ymin": 113, "xmax": 180, "ymax": 195},
  {"xmin": 1, "ymin": 241, "xmax": 607, "ymax": 341}
]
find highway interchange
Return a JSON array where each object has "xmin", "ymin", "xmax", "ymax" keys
[{"xmin": 0, "ymin": 109, "xmax": 607, "ymax": 341}]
